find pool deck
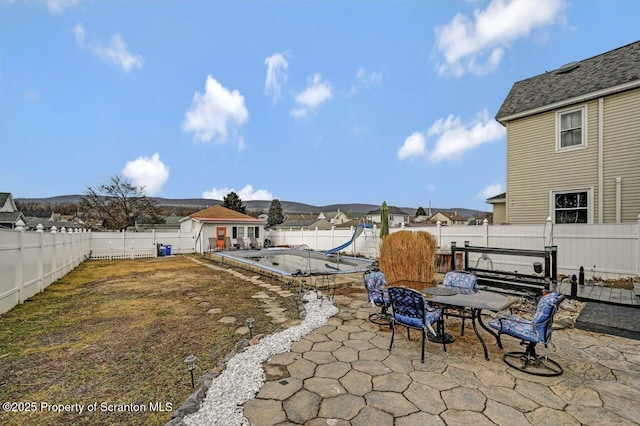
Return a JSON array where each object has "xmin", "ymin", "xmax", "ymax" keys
[
  {"xmin": 243, "ymin": 289, "xmax": 640, "ymax": 425},
  {"xmin": 557, "ymin": 282, "xmax": 639, "ymax": 306}
]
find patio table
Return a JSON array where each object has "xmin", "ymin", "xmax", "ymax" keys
[{"xmin": 422, "ymin": 286, "xmax": 518, "ymax": 360}]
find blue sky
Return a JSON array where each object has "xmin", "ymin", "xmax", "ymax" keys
[{"xmin": 1, "ymin": 0, "xmax": 639, "ymax": 211}]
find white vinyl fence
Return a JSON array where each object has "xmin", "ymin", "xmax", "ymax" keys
[
  {"xmin": 2, "ymin": 218, "xmax": 639, "ymax": 315},
  {"xmin": 89, "ymin": 230, "xmax": 194, "ymax": 260},
  {"xmin": 0, "ymin": 228, "xmax": 91, "ymax": 315},
  {"xmin": 269, "ymin": 218, "xmax": 640, "ymax": 280},
  {"xmin": 0, "ymin": 228, "xmax": 197, "ymax": 315}
]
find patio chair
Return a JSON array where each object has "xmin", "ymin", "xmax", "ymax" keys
[
  {"xmin": 489, "ymin": 292, "xmax": 564, "ymax": 376},
  {"xmin": 442, "ymin": 271, "xmax": 478, "ymax": 335},
  {"xmin": 225, "ymin": 237, "xmax": 237, "ymax": 250},
  {"xmin": 249, "ymin": 236, "xmax": 262, "ymax": 250},
  {"xmin": 236, "ymin": 237, "xmax": 249, "ymax": 249},
  {"xmin": 363, "ymin": 269, "xmax": 391, "ymax": 326},
  {"xmin": 208, "ymin": 237, "xmax": 217, "ymax": 253},
  {"xmin": 388, "ymin": 286, "xmax": 446, "ymax": 363}
]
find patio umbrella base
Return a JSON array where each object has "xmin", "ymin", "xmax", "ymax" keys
[{"xmin": 428, "ymin": 330, "xmax": 456, "ymax": 344}]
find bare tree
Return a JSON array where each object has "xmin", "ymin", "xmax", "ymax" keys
[{"xmin": 80, "ymin": 175, "xmax": 161, "ymax": 230}]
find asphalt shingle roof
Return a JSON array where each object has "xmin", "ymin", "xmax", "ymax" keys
[
  {"xmin": 496, "ymin": 40, "xmax": 640, "ymax": 123},
  {"xmin": 189, "ymin": 205, "xmax": 261, "ymax": 222}
]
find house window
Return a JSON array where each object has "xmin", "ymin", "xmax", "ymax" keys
[
  {"xmin": 247, "ymin": 226, "xmax": 259, "ymax": 238},
  {"xmin": 557, "ymin": 106, "xmax": 587, "ymax": 150},
  {"xmin": 552, "ymin": 189, "xmax": 591, "ymax": 224}
]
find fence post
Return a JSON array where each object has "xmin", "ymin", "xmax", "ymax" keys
[
  {"xmin": 37, "ymin": 224, "xmax": 44, "ymax": 292},
  {"xmin": 315, "ymin": 227, "xmax": 319, "ymax": 251},
  {"xmin": 483, "ymin": 218, "xmax": 489, "ymax": 247},
  {"xmin": 152, "ymin": 229, "xmax": 157, "ymax": 258},
  {"xmin": 16, "ymin": 223, "xmax": 25, "ymax": 303},
  {"xmin": 51, "ymin": 226, "xmax": 58, "ymax": 280},
  {"xmin": 436, "ymin": 221, "xmax": 442, "ymax": 248},
  {"xmin": 331, "ymin": 226, "xmax": 335, "ymax": 249}
]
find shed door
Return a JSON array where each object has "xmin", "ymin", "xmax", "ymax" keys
[{"xmin": 216, "ymin": 227, "xmax": 226, "ymax": 248}]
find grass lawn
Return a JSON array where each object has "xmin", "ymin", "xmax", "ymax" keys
[{"xmin": 0, "ymin": 255, "xmax": 300, "ymax": 425}]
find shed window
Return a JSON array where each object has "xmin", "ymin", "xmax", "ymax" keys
[
  {"xmin": 232, "ymin": 226, "xmax": 244, "ymax": 238},
  {"xmin": 247, "ymin": 226, "xmax": 259, "ymax": 238}
]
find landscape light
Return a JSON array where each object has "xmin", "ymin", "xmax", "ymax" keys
[
  {"xmin": 184, "ymin": 354, "xmax": 197, "ymax": 388},
  {"xmin": 246, "ymin": 318, "xmax": 255, "ymax": 339}
]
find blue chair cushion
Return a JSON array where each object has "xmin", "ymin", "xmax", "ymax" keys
[
  {"xmin": 489, "ymin": 314, "xmax": 541, "ymax": 343},
  {"xmin": 489, "ymin": 292, "xmax": 562, "ymax": 344},
  {"xmin": 395, "ymin": 307, "xmax": 442, "ymax": 329},
  {"xmin": 364, "ymin": 270, "xmax": 390, "ymax": 304},
  {"xmin": 531, "ymin": 292, "xmax": 561, "ymax": 340},
  {"xmin": 443, "ymin": 271, "xmax": 477, "ymax": 289}
]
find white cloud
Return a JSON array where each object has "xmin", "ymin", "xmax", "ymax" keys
[
  {"xmin": 397, "ymin": 132, "xmax": 427, "ymax": 160},
  {"xmin": 182, "ymin": 75, "xmax": 249, "ymax": 143},
  {"xmin": 398, "ymin": 109, "xmax": 504, "ymax": 163},
  {"xmin": 43, "ymin": 0, "xmax": 79, "ymax": 15},
  {"xmin": 122, "ymin": 153, "xmax": 169, "ymax": 196},
  {"xmin": 74, "ymin": 23, "xmax": 144, "ymax": 73},
  {"xmin": 477, "ymin": 183, "xmax": 504, "ymax": 199},
  {"xmin": 435, "ymin": 0, "xmax": 565, "ymax": 76},
  {"xmin": 290, "ymin": 108, "xmax": 307, "ymax": 118},
  {"xmin": 427, "ymin": 109, "xmax": 504, "ymax": 162},
  {"xmin": 202, "ymin": 185, "xmax": 274, "ymax": 201},
  {"xmin": 291, "ymin": 73, "xmax": 332, "ymax": 117},
  {"xmin": 348, "ymin": 68, "xmax": 383, "ymax": 95},
  {"xmin": 264, "ymin": 52, "xmax": 289, "ymax": 102}
]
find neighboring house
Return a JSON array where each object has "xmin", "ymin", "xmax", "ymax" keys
[
  {"xmin": 317, "ymin": 210, "xmax": 349, "ymax": 225},
  {"xmin": 429, "ymin": 211, "xmax": 467, "ymax": 226},
  {"xmin": 22, "ymin": 209, "xmax": 84, "ymax": 232},
  {"xmin": 366, "ymin": 206, "xmax": 410, "ymax": 228},
  {"xmin": 494, "ymin": 40, "xmax": 640, "ymax": 224},
  {"xmin": 467, "ymin": 213, "xmax": 494, "ymax": 226},
  {"xmin": 180, "ymin": 205, "xmax": 265, "ymax": 253},
  {"xmin": 413, "ymin": 215, "xmax": 430, "ymax": 223},
  {"xmin": 134, "ymin": 215, "xmax": 182, "ymax": 232},
  {"xmin": 0, "ymin": 192, "xmax": 27, "ymax": 229},
  {"xmin": 274, "ymin": 218, "xmax": 332, "ymax": 230},
  {"xmin": 485, "ymin": 192, "xmax": 506, "ymax": 225}
]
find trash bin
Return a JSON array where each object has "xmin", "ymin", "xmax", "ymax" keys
[
  {"xmin": 165, "ymin": 245, "xmax": 172, "ymax": 256},
  {"xmin": 159, "ymin": 246, "xmax": 166, "ymax": 256}
]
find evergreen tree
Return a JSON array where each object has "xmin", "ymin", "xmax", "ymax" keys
[
  {"xmin": 221, "ymin": 191, "xmax": 246, "ymax": 214},
  {"xmin": 267, "ymin": 199, "xmax": 284, "ymax": 229},
  {"xmin": 415, "ymin": 206, "xmax": 426, "ymax": 217}
]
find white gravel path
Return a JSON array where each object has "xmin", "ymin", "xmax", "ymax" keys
[{"xmin": 184, "ymin": 292, "xmax": 338, "ymax": 425}]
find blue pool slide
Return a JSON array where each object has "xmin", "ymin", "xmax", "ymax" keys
[{"xmin": 325, "ymin": 223, "xmax": 372, "ymax": 255}]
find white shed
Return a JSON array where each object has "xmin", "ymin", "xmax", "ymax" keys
[{"xmin": 180, "ymin": 205, "xmax": 265, "ymax": 253}]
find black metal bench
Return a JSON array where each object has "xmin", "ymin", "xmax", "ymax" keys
[{"xmin": 450, "ymin": 243, "xmax": 558, "ymax": 298}]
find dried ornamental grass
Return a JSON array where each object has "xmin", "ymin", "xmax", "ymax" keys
[{"xmin": 379, "ymin": 231, "xmax": 437, "ymax": 287}]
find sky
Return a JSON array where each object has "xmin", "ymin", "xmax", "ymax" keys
[{"xmin": 1, "ymin": 0, "xmax": 639, "ymax": 211}]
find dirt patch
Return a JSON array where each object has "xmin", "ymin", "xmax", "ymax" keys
[
  {"xmin": 558, "ymin": 275, "xmax": 637, "ymax": 290},
  {"xmin": 0, "ymin": 255, "xmax": 300, "ymax": 425}
]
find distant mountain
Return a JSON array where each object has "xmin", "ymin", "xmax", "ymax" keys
[{"xmin": 15, "ymin": 195, "xmax": 488, "ymax": 218}]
